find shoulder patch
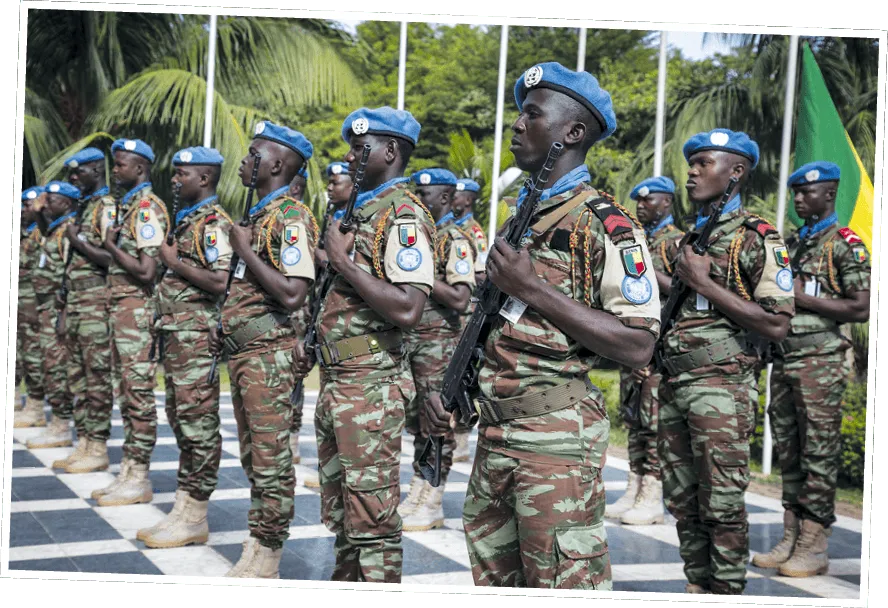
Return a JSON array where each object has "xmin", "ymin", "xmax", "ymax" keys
[
  {"xmin": 139, "ymin": 199, "xmax": 151, "ymax": 209},
  {"xmin": 838, "ymin": 227, "xmax": 862, "ymax": 245},
  {"xmin": 744, "ymin": 217, "xmax": 777, "ymax": 238},
  {"xmin": 395, "ymin": 203, "xmax": 416, "ymax": 218},
  {"xmin": 281, "ymin": 204, "xmax": 301, "ymax": 220},
  {"xmin": 587, "ymin": 198, "xmax": 633, "ymax": 238}
]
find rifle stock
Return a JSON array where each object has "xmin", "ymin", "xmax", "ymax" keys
[{"xmin": 418, "ymin": 142, "xmax": 565, "ymax": 487}]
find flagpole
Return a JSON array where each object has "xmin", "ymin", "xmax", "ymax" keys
[
  {"xmin": 397, "ymin": 21, "xmax": 408, "ymax": 111},
  {"xmin": 763, "ymin": 33, "xmax": 800, "ymax": 477},
  {"xmin": 653, "ymin": 31, "xmax": 668, "ymax": 177},
  {"xmin": 577, "ymin": 28, "xmax": 587, "ymax": 72},
  {"xmin": 203, "ymin": 14, "xmax": 218, "ymax": 147},
  {"xmin": 488, "ymin": 24, "xmax": 509, "ymax": 247}
]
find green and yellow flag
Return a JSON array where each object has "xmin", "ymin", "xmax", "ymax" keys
[{"xmin": 791, "ymin": 42, "xmax": 874, "ymax": 251}]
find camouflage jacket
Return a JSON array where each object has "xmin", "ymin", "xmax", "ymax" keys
[
  {"xmin": 662, "ymin": 204, "xmax": 795, "ymax": 378},
  {"xmin": 221, "ymin": 188, "xmax": 317, "ymax": 357},
  {"xmin": 455, "ymin": 213, "xmax": 489, "ymax": 273},
  {"xmin": 18, "ymin": 223, "xmax": 42, "ymax": 305},
  {"xmin": 107, "ymin": 183, "xmax": 169, "ymax": 302},
  {"xmin": 647, "ymin": 218, "xmax": 684, "ymax": 305},
  {"xmin": 785, "ymin": 222, "xmax": 870, "ymax": 339},
  {"xmin": 317, "ymin": 179, "xmax": 435, "ymax": 375},
  {"xmin": 66, "ymin": 188, "xmax": 114, "ymax": 305},
  {"xmin": 415, "ymin": 215, "xmax": 476, "ymax": 331},
  {"xmin": 157, "ymin": 196, "xmax": 234, "ymax": 332},
  {"xmin": 32, "ymin": 212, "xmax": 76, "ymax": 310}
]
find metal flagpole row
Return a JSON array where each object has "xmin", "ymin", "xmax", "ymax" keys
[
  {"xmin": 397, "ymin": 21, "xmax": 408, "ymax": 111},
  {"xmin": 487, "ymin": 24, "xmax": 510, "ymax": 247},
  {"xmin": 203, "ymin": 14, "xmax": 218, "ymax": 147},
  {"xmin": 577, "ymin": 28, "xmax": 587, "ymax": 72},
  {"xmin": 653, "ymin": 31, "xmax": 668, "ymax": 177}
]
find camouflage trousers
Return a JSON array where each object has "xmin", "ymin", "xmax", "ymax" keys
[
  {"xmin": 16, "ymin": 298, "xmax": 43, "ymax": 400},
  {"xmin": 316, "ymin": 357, "xmax": 414, "ymax": 583},
  {"xmin": 620, "ymin": 366, "xmax": 661, "ymax": 478},
  {"xmin": 770, "ymin": 342, "xmax": 850, "ymax": 528},
  {"xmin": 66, "ymin": 290, "xmax": 113, "ymax": 442},
  {"xmin": 229, "ymin": 347, "xmax": 296, "ymax": 550},
  {"xmin": 162, "ymin": 328, "xmax": 222, "ymax": 502},
  {"xmin": 659, "ymin": 370, "xmax": 757, "ymax": 595},
  {"xmin": 290, "ymin": 383, "xmax": 304, "ymax": 434},
  {"xmin": 405, "ymin": 326, "xmax": 458, "ymax": 483},
  {"xmin": 109, "ymin": 297, "xmax": 158, "ymax": 465},
  {"xmin": 38, "ymin": 306, "xmax": 73, "ymax": 419}
]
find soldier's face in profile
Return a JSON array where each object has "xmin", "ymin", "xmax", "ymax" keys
[
  {"xmin": 112, "ymin": 152, "xmax": 141, "ymax": 189},
  {"xmin": 511, "ymin": 89, "xmax": 569, "ymax": 172},
  {"xmin": 44, "ymin": 193, "xmax": 71, "ymax": 221},
  {"xmin": 636, "ymin": 192, "xmax": 672, "ymax": 224},
  {"xmin": 793, "ymin": 181, "xmax": 836, "ymax": 220},
  {"xmin": 685, "ymin": 150, "xmax": 737, "ymax": 206},
  {"xmin": 21, "ymin": 201, "xmax": 36, "ymax": 224},
  {"xmin": 71, "ymin": 162, "xmax": 101, "ymax": 193},
  {"xmin": 327, "ymin": 174, "xmax": 353, "ymax": 207},
  {"xmin": 452, "ymin": 191, "xmax": 474, "ymax": 218},
  {"xmin": 172, "ymin": 166, "xmax": 201, "ymax": 202}
]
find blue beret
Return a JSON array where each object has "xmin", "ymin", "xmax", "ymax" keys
[
  {"xmin": 111, "ymin": 138, "xmax": 155, "ymax": 163},
  {"xmin": 630, "ymin": 176, "xmax": 676, "ymax": 200},
  {"xmin": 411, "ymin": 168, "xmax": 457, "ymax": 187},
  {"xmin": 788, "ymin": 161, "xmax": 841, "ymax": 187},
  {"xmin": 64, "ymin": 147, "xmax": 105, "ymax": 169},
  {"xmin": 326, "ymin": 162, "xmax": 350, "ymax": 178},
  {"xmin": 341, "ymin": 107, "xmax": 422, "ymax": 146},
  {"xmin": 253, "ymin": 121, "xmax": 313, "ymax": 161},
  {"xmin": 682, "ymin": 129, "xmax": 760, "ymax": 169},
  {"xmin": 456, "ymin": 179, "xmax": 481, "ymax": 193},
  {"xmin": 514, "ymin": 62, "xmax": 617, "ymax": 141},
  {"xmin": 45, "ymin": 181, "xmax": 82, "ymax": 200},
  {"xmin": 22, "ymin": 186, "xmax": 44, "ymax": 202},
  {"xmin": 173, "ymin": 146, "xmax": 224, "ymax": 166}
]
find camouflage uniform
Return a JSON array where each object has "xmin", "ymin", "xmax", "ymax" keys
[
  {"xmin": 463, "ymin": 181, "xmax": 661, "ymax": 589},
  {"xmin": 157, "ymin": 197, "xmax": 234, "ymax": 501},
  {"xmin": 405, "ymin": 214, "xmax": 476, "ymax": 483},
  {"xmin": 32, "ymin": 212, "xmax": 78, "ymax": 421},
  {"xmin": 658, "ymin": 202, "xmax": 794, "ymax": 594},
  {"xmin": 314, "ymin": 180, "xmax": 435, "ymax": 583},
  {"xmin": 289, "ymin": 302, "xmax": 310, "ymax": 436},
  {"xmin": 65, "ymin": 188, "xmax": 114, "ymax": 443},
  {"xmin": 620, "ymin": 217, "xmax": 683, "ymax": 478},
  {"xmin": 17, "ymin": 223, "xmax": 44, "ymax": 400},
  {"xmin": 454, "ymin": 213, "xmax": 489, "ymax": 274},
  {"xmin": 770, "ymin": 222, "xmax": 869, "ymax": 527},
  {"xmin": 221, "ymin": 188, "xmax": 317, "ymax": 550},
  {"xmin": 107, "ymin": 183, "xmax": 169, "ymax": 465}
]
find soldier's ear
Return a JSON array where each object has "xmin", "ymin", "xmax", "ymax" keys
[
  {"xmin": 384, "ymin": 138, "xmax": 398, "ymax": 166},
  {"xmin": 269, "ymin": 157, "xmax": 283, "ymax": 177},
  {"xmin": 564, "ymin": 120, "xmax": 587, "ymax": 148}
]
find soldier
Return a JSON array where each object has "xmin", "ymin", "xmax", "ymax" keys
[
  {"xmin": 657, "ymin": 129, "xmax": 794, "ymax": 594},
  {"xmin": 14, "ymin": 186, "xmax": 47, "ymax": 427},
  {"xmin": 97, "ymin": 138, "xmax": 169, "ymax": 507},
  {"xmin": 423, "ymin": 61, "xmax": 661, "ymax": 590},
  {"xmin": 399, "ymin": 168, "xmax": 475, "ymax": 532},
  {"xmin": 137, "ymin": 146, "xmax": 232, "ymax": 549},
  {"xmin": 607, "ymin": 176, "xmax": 683, "ymax": 525},
  {"xmin": 293, "ymin": 106, "xmax": 435, "ymax": 583},
  {"xmin": 53, "ymin": 148, "xmax": 116, "ymax": 474},
  {"xmin": 208, "ymin": 121, "xmax": 317, "ymax": 579},
  {"xmin": 26, "ymin": 181, "xmax": 79, "ymax": 449},
  {"xmin": 287, "ymin": 164, "xmax": 309, "ymax": 466},
  {"xmin": 753, "ymin": 161, "xmax": 870, "ymax": 577}
]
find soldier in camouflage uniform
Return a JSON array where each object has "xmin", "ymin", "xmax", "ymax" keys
[
  {"xmin": 137, "ymin": 146, "xmax": 233, "ymax": 549},
  {"xmin": 608, "ymin": 176, "xmax": 684, "ymax": 526},
  {"xmin": 207, "ymin": 121, "xmax": 317, "ymax": 579},
  {"xmin": 752, "ymin": 161, "xmax": 870, "ymax": 578},
  {"xmin": 293, "ymin": 107, "xmax": 435, "ymax": 584},
  {"xmin": 399, "ymin": 168, "xmax": 475, "ymax": 532},
  {"xmin": 53, "ymin": 148, "xmax": 116, "ymax": 473},
  {"xmin": 14, "ymin": 186, "xmax": 47, "ymax": 427},
  {"xmin": 98, "ymin": 138, "xmax": 169, "ymax": 507},
  {"xmin": 657, "ymin": 129, "xmax": 795, "ymax": 595},
  {"xmin": 424, "ymin": 62, "xmax": 661, "ymax": 590},
  {"xmin": 26, "ymin": 181, "xmax": 79, "ymax": 449}
]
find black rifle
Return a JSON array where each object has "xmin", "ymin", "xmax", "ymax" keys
[
  {"xmin": 620, "ymin": 376, "xmax": 644, "ymax": 429},
  {"xmin": 289, "ymin": 145, "xmax": 371, "ymax": 405},
  {"xmin": 148, "ymin": 182, "xmax": 181, "ymax": 362},
  {"xmin": 317, "ymin": 201, "xmax": 335, "ymax": 251},
  {"xmin": 207, "ymin": 154, "xmax": 262, "ymax": 384},
  {"xmin": 55, "ymin": 193, "xmax": 90, "ymax": 332},
  {"xmin": 653, "ymin": 176, "xmax": 739, "ymax": 371},
  {"xmin": 417, "ymin": 142, "xmax": 564, "ymax": 487}
]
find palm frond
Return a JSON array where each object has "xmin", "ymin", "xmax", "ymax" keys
[{"xmin": 36, "ymin": 131, "xmax": 117, "ymax": 184}]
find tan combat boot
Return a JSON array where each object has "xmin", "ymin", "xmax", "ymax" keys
[
  {"xmin": 289, "ymin": 433, "xmax": 301, "ymax": 464},
  {"xmin": 225, "ymin": 536, "xmax": 259, "ymax": 577},
  {"xmin": 751, "ymin": 510, "xmax": 799, "ymax": 568},
  {"xmin": 237, "ymin": 543, "xmax": 283, "ymax": 579},
  {"xmin": 621, "ymin": 474, "xmax": 665, "ymax": 525},
  {"xmin": 605, "ymin": 470, "xmax": 641, "ymax": 519},
  {"xmin": 397, "ymin": 476, "xmax": 428, "ymax": 519},
  {"xmin": 97, "ymin": 462, "xmax": 153, "ymax": 507},
  {"xmin": 53, "ymin": 437, "xmax": 87, "ymax": 470},
  {"xmin": 453, "ymin": 429, "xmax": 471, "ymax": 463},
  {"xmin": 67, "ymin": 439, "xmax": 110, "ymax": 474},
  {"xmin": 778, "ymin": 519, "xmax": 830, "ymax": 577},
  {"xmin": 402, "ymin": 483, "xmax": 445, "ymax": 532},
  {"xmin": 91, "ymin": 460, "xmax": 131, "ymax": 500},
  {"xmin": 27, "ymin": 416, "xmax": 72, "ymax": 449},
  {"xmin": 137, "ymin": 489, "xmax": 186, "ymax": 541},
  {"xmin": 302, "ymin": 472, "xmax": 320, "ymax": 488},
  {"xmin": 14, "ymin": 396, "xmax": 47, "ymax": 428},
  {"xmin": 144, "ymin": 493, "xmax": 210, "ymax": 549}
]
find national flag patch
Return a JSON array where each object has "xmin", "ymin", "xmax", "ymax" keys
[
  {"xmin": 456, "ymin": 242, "xmax": 469, "ymax": 259},
  {"xmin": 281, "ymin": 204, "xmax": 301, "ymax": 220},
  {"xmin": 107, "ymin": 209, "xmax": 116, "ymax": 221},
  {"xmin": 285, "ymin": 225, "xmax": 300, "ymax": 245},
  {"xmin": 774, "ymin": 246, "xmax": 790, "ymax": 267},
  {"xmin": 139, "ymin": 210, "xmax": 151, "ymax": 223},
  {"xmin": 471, "ymin": 225, "xmax": 485, "ymax": 240},
  {"xmin": 205, "ymin": 231, "xmax": 217, "ymax": 247},
  {"xmin": 621, "ymin": 244, "xmax": 646, "ymax": 278},
  {"xmin": 399, "ymin": 223, "xmax": 417, "ymax": 246},
  {"xmin": 853, "ymin": 246, "xmax": 867, "ymax": 263}
]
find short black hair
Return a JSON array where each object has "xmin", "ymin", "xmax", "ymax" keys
[
  {"xmin": 395, "ymin": 138, "xmax": 414, "ymax": 171},
  {"xmin": 559, "ymin": 95, "xmax": 601, "ymax": 152},
  {"xmin": 207, "ymin": 164, "xmax": 222, "ymax": 188}
]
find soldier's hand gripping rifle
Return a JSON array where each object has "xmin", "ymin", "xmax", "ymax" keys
[
  {"xmin": 55, "ymin": 193, "xmax": 90, "ymax": 332},
  {"xmin": 417, "ymin": 141, "xmax": 564, "ymax": 487},
  {"xmin": 148, "ymin": 182, "xmax": 181, "ymax": 362},
  {"xmin": 206, "ymin": 154, "xmax": 262, "ymax": 384},
  {"xmin": 289, "ymin": 145, "xmax": 372, "ymax": 405},
  {"xmin": 653, "ymin": 176, "xmax": 739, "ymax": 371}
]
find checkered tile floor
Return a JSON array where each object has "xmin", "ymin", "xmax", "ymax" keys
[{"xmin": 7, "ymin": 392, "xmax": 861, "ymax": 597}]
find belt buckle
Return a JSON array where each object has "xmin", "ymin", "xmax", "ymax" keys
[
  {"xmin": 222, "ymin": 336, "xmax": 239, "ymax": 355},
  {"xmin": 321, "ymin": 342, "xmax": 340, "ymax": 366},
  {"xmin": 477, "ymin": 398, "xmax": 503, "ymax": 424}
]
